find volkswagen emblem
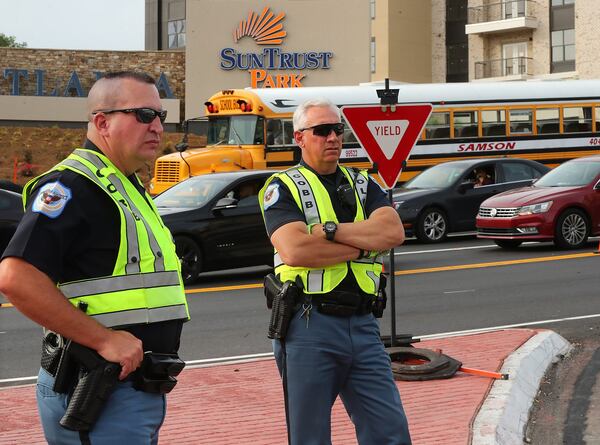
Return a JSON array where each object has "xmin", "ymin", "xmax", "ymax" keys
[{"xmin": 490, "ymin": 208, "xmax": 498, "ymax": 217}]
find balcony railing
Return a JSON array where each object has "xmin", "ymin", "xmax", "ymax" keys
[
  {"xmin": 468, "ymin": 0, "xmax": 534, "ymax": 24},
  {"xmin": 474, "ymin": 57, "xmax": 532, "ymax": 79}
]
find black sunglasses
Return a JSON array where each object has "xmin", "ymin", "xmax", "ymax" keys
[
  {"xmin": 301, "ymin": 122, "xmax": 345, "ymax": 137},
  {"xmin": 93, "ymin": 107, "xmax": 167, "ymax": 124}
]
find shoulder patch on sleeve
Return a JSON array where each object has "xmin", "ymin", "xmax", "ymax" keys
[
  {"xmin": 263, "ymin": 182, "xmax": 280, "ymax": 210},
  {"xmin": 32, "ymin": 181, "xmax": 72, "ymax": 219}
]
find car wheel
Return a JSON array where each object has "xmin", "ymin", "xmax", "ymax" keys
[
  {"xmin": 554, "ymin": 209, "xmax": 589, "ymax": 249},
  {"xmin": 494, "ymin": 239, "xmax": 522, "ymax": 249},
  {"xmin": 416, "ymin": 208, "xmax": 448, "ymax": 243},
  {"xmin": 174, "ymin": 236, "xmax": 202, "ymax": 285}
]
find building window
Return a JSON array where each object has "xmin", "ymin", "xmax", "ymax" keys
[
  {"xmin": 502, "ymin": 0, "xmax": 526, "ymax": 19},
  {"xmin": 552, "ymin": 29, "xmax": 575, "ymax": 63},
  {"xmin": 370, "ymin": 0, "xmax": 376, "ymax": 19},
  {"xmin": 551, "ymin": 0, "xmax": 575, "ymax": 72},
  {"xmin": 502, "ymin": 42, "xmax": 528, "ymax": 76},
  {"xmin": 552, "ymin": 0, "xmax": 575, "ymax": 5},
  {"xmin": 168, "ymin": 19, "xmax": 186, "ymax": 49},
  {"xmin": 370, "ymin": 37, "xmax": 376, "ymax": 73}
]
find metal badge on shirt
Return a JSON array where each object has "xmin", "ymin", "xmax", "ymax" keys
[
  {"xmin": 32, "ymin": 181, "xmax": 72, "ymax": 218},
  {"xmin": 263, "ymin": 183, "xmax": 280, "ymax": 210}
]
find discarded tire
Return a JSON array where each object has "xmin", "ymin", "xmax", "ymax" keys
[{"xmin": 387, "ymin": 347, "xmax": 462, "ymax": 381}]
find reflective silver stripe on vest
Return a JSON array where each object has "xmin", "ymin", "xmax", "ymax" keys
[
  {"xmin": 274, "ymin": 252, "xmax": 283, "ymax": 268},
  {"xmin": 92, "ymin": 304, "xmax": 188, "ymax": 328},
  {"xmin": 306, "ymin": 269, "xmax": 324, "ymax": 292},
  {"xmin": 366, "ymin": 270, "xmax": 380, "ymax": 290},
  {"xmin": 353, "ymin": 171, "xmax": 368, "ymax": 208},
  {"xmin": 74, "ymin": 150, "xmax": 166, "ymax": 272},
  {"xmin": 285, "ymin": 169, "xmax": 320, "ymax": 224},
  {"xmin": 59, "ymin": 271, "xmax": 181, "ymax": 298},
  {"xmin": 60, "ymin": 158, "xmax": 141, "ymax": 274}
]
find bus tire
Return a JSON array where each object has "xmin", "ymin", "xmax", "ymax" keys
[
  {"xmin": 494, "ymin": 239, "xmax": 523, "ymax": 249},
  {"xmin": 175, "ymin": 235, "xmax": 202, "ymax": 285},
  {"xmin": 554, "ymin": 208, "xmax": 589, "ymax": 249},
  {"xmin": 416, "ymin": 208, "xmax": 448, "ymax": 243}
]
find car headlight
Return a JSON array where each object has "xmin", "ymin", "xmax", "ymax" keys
[{"xmin": 517, "ymin": 201, "xmax": 553, "ymax": 216}]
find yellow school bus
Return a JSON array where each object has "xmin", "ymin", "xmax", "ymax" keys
[{"xmin": 150, "ymin": 80, "xmax": 600, "ymax": 194}]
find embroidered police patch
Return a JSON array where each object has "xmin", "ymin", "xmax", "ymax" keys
[
  {"xmin": 32, "ymin": 181, "xmax": 72, "ymax": 219},
  {"xmin": 263, "ymin": 183, "xmax": 280, "ymax": 210}
]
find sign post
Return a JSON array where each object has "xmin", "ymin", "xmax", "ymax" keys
[{"xmin": 341, "ymin": 79, "xmax": 432, "ymax": 347}]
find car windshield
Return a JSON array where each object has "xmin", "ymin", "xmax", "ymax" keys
[
  {"xmin": 535, "ymin": 160, "xmax": 600, "ymax": 187},
  {"xmin": 207, "ymin": 115, "xmax": 262, "ymax": 145},
  {"xmin": 403, "ymin": 164, "xmax": 466, "ymax": 189},
  {"xmin": 154, "ymin": 176, "xmax": 231, "ymax": 208}
]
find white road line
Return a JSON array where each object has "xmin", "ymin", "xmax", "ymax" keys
[
  {"xmin": 395, "ymin": 244, "xmax": 497, "ymax": 255},
  {"xmin": 4, "ymin": 312, "xmax": 600, "ymax": 384},
  {"xmin": 443, "ymin": 289, "xmax": 475, "ymax": 294}
]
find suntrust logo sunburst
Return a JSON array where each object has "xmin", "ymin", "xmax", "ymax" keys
[
  {"xmin": 233, "ymin": 7, "xmax": 286, "ymax": 45},
  {"xmin": 219, "ymin": 6, "xmax": 334, "ymax": 88}
]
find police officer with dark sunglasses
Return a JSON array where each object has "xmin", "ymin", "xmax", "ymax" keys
[{"xmin": 260, "ymin": 98, "xmax": 411, "ymax": 445}]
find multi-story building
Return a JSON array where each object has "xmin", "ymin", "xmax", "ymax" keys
[{"xmin": 143, "ymin": 1, "xmax": 600, "ymax": 119}]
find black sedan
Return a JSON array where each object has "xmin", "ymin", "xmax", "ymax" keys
[
  {"xmin": 393, "ymin": 158, "xmax": 550, "ymax": 242},
  {"xmin": 155, "ymin": 170, "xmax": 274, "ymax": 284},
  {"xmin": 0, "ymin": 188, "xmax": 24, "ymax": 254}
]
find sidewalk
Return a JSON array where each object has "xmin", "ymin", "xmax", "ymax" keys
[{"xmin": 0, "ymin": 329, "xmax": 570, "ymax": 445}]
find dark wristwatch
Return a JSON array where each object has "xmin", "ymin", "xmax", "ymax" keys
[{"xmin": 323, "ymin": 221, "xmax": 337, "ymax": 241}]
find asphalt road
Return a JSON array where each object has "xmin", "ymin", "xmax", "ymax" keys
[
  {"xmin": 3, "ymin": 235, "xmax": 600, "ymax": 441},
  {"xmin": 2, "ymin": 235, "xmax": 599, "ymax": 384}
]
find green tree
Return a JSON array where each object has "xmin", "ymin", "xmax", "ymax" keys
[{"xmin": 0, "ymin": 33, "xmax": 27, "ymax": 48}]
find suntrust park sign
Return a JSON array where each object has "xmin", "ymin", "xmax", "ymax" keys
[{"xmin": 219, "ymin": 7, "xmax": 333, "ymax": 88}]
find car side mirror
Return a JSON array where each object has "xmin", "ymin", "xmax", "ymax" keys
[
  {"xmin": 213, "ymin": 197, "xmax": 238, "ymax": 210},
  {"xmin": 458, "ymin": 181, "xmax": 475, "ymax": 193}
]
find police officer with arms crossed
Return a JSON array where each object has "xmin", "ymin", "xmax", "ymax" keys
[
  {"xmin": 0, "ymin": 71, "xmax": 189, "ymax": 444},
  {"xmin": 260, "ymin": 98, "xmax": 411, "ymax": 445}
]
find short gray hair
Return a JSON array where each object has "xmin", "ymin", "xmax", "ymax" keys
[{"xmin": 292, "ymin": 98, "xmax": 341, "ymax": 131}]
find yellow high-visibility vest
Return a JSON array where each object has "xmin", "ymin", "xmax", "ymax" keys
[
  {"xmin": 24, "ymin": 148, "xmax": 189, "ymax": 327},
  {"xmin": 260, "ymin": 165, "xmax": 383, "ymax": 295}
]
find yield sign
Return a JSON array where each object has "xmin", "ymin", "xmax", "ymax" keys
[{"xmin": 341, "ymin": 104, "xmax": 433, "ymax": 189}]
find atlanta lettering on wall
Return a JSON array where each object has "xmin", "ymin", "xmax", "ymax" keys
[{"xmin": 220, "ymin": 7, "xmax": 334, "ymax": 88}]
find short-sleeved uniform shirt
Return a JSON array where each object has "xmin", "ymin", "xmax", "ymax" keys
[
  {"xmin": 2, "ymin": 140, "xmax": 183, "ymax": 353},
  {"xmin": 262, "ymin": 161, "xmax": 390, "ymax": 293}
]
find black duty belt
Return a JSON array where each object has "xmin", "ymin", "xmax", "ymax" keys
[{"xmin": 303, "ymin": 290, "xmax": 375, "ymax": 317}]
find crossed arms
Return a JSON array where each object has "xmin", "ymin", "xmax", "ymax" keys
[{"xmin": 270, "ymin": 206, "xmax": 405, "ymax": 269}]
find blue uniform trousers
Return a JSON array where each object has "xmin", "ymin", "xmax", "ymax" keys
[
  {"xmin": 36, "ymin": 368, "xmax": 166, "ymax": 444},
  {"xmin": 273, "ymin": 309, "xmax": 411, "ymax": 445}
]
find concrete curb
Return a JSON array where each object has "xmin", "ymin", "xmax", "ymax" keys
[{"xmin": 471, "ymin": 330, "xmax": 572, "ymax": 445}]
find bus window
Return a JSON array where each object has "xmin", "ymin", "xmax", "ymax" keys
[
  {"xmin": 596, "ymin": 107, "xmax": 600, "ymax": 132},
  {"xmin": 425, "ymin": 112, "xmax": 450, "ymax": 139},
  {"xmin": 453, "ymin": 110, "xmax": 479, "ymax": 138},
  {"xmin": 254, "ymin": 117, "xmax": 265, "ymax": 145},
  {"xmin": 208, "ymin": 115, "xmax": 261, "ymax": 145},
  {"xmin": 267, "ymin": 119, "xmax": 284, "ymax": 145},
  {"xmin": 509, "ymin": 109, "xmax": 533, "ymax": 134},
  {"xmin": 282, "ymin": 120, "xmax": 294, "ymax": 145},
  {"xmin": 341, "ymin": 117, "xmax": 357, "ymax": 143},
  {"xmin": 482, "ymin": 109, "xmax": 506, "ymax": 137},
  {"xmin": 536, "ymin": 108, "xmax": 560, "ymax": 134},
  {"xmin": 563, "ymin": 106, "xmax": 592, "ymax": 133},
  {"xmin": 207, "ymin": 117, "xmax": 229, "ymax": 145}
]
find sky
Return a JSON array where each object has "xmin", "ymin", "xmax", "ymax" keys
[{"xmin": 0, "ymin": 0, "xmax": 145, "ymax": 50}]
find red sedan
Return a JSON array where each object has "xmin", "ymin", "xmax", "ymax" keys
[{"xmin": 476, "ymin": 155, "xmax": 600, "ymax": 249}]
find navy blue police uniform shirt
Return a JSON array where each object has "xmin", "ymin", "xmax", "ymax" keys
[
  {"xmin": 2, "ymin": 140, "xmax": 183, "ymax": 353},
  {"xmin": 263, "ymin": 161, "xmax": 390, "ymax": 293}
]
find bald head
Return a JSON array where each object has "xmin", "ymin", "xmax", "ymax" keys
[{"xmin": 87, "ymin": 71, "xmax": 156, "ymax": 120}]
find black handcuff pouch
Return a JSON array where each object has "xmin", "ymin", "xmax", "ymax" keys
[{"xmin": 132, "ymin": 352, "xmax": 186, "ymax": 394}]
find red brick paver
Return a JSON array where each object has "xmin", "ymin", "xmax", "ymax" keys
[{"xmin": 0, "ymin": 329, "xmax": 535, "ymax": 445}]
